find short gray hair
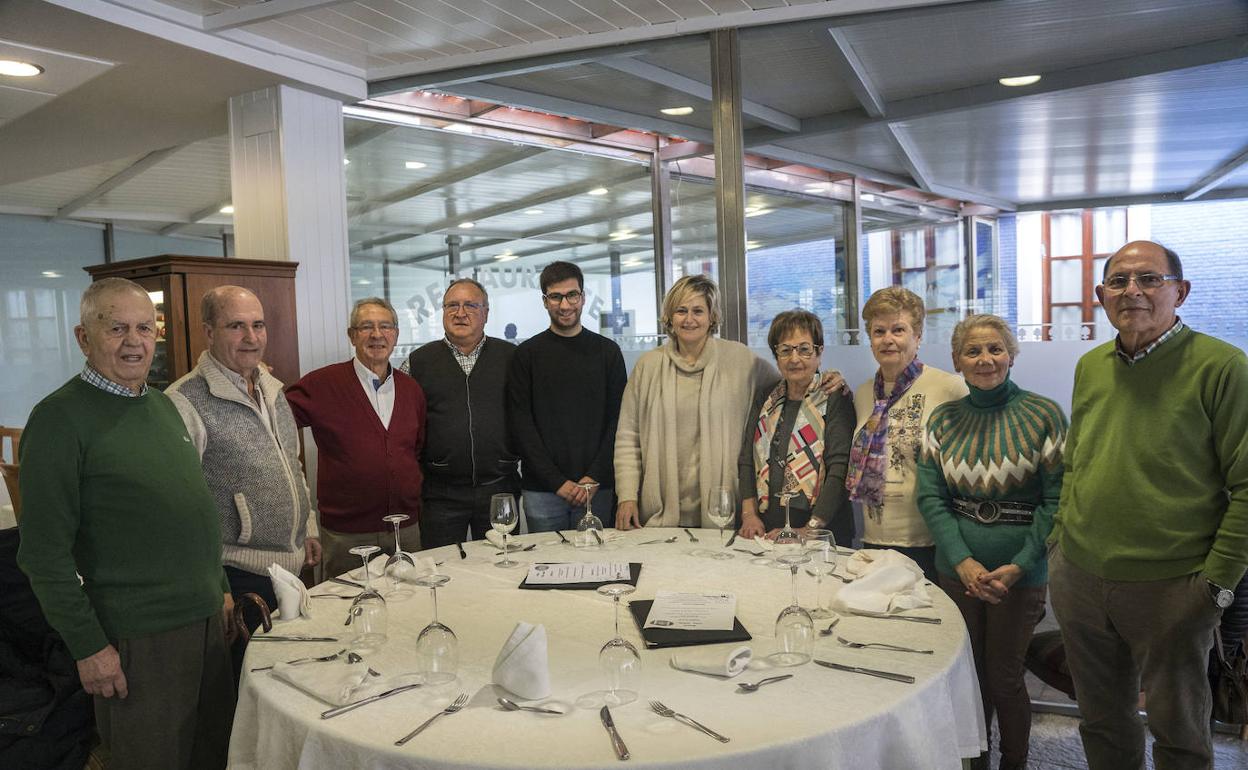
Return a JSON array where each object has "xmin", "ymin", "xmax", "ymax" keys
[
  {"xmin": 80, "ymin": 278, "xmax": 149, "ymax": 326},
  {"xmin": 951, "ymin": 314, "xmax": 1019, "ymax": 359},
  {"xmin": 349, "ymin": 297, "xmax": 398, "ymax": 328},
  {"xmin": 445, "ymin": 277, "xmax": 489, "ymax": 307}
]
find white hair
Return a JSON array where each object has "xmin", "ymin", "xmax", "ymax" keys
[{"xmin": 80, "ymin": 278, "xmax": 150, "ymax": 326}]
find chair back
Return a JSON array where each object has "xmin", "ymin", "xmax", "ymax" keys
[
  {"xmin": 1, "ymin": 463, "xmax": 19, "ymax": 524},
  {"xmin": 0, "ymin": 426, "xmax": 19, "ymax": 465}
]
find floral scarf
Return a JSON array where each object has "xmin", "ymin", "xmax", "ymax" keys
[
  {"xmin": 845, "ymin": 359, "xmax": 924, "ymax": 506},
  {"xmin": 751, "ymin": 372, "xmax": 829, "ymax": 511}
]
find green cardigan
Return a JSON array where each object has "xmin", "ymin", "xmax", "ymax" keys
[
  {"xmin": 917, "ymin": 377, "xmax": 1066, "ymax": 587},
  {"xmin": 17, "ymin": 378, "xmax": 227, "ymax": 660},
  {"xmin": 1051, "ymin": 327, "xmax": 1248, "ymax": 589}
]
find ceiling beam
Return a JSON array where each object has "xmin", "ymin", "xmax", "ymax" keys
[
  {"xmin": 745, "ymin": 33, "xmax": 1248, "ymax": 148},
  {"xmin": 53, "ymin": 145, "xmax": 184, "ymax": 221},
  {"xmin": 440, "ymin": 82, "xmax": 715, "ymax": 143},
  {"xmin": 752, "ymin": 144, "xmax": 914, "ymax": 188},
  {"xmin": 201, "ymin": 0, "xmax": 353, "ymax": 32},
  {"xmin": 659, "ymin": 141, "xmax": 714, "ymax": 162},
  {"xmin": 598, "ymin": 58, "xmax": 800, "ymax": 133},
  {"xmin": 159, "ymin": 198, "xmax": 231, "ymax": 236},
  {"xmin": 350, "ymin": 146, "xmax": 548, "ymax": 218},
  {"xmin": 1183, "ymin": 142, "xmax": 1248, "ymax": 200},
  {"xmin": 823, "ymin": 28, "xmax": 885, "ymax": 118},
  {"xmin": 883, "ymin": 123, "xmax": 933, "ymax": 191}
]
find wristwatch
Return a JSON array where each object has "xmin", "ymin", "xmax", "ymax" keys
[
  {"xmin": 805, "ymin": 517, "xmax": 826, "ymax": 530},
  {"xmin": 1208, "ymin": 580, "xmax": 1234, "ymax": 609}
]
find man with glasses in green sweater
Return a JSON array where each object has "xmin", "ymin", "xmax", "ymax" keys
[
  {"xmin": 1049, "ymin": 241, "xmax": 1248, "ymax": 770},
  {"xmin": 17, "ymin": 278, "xmax": 235, "ymax": 769}
]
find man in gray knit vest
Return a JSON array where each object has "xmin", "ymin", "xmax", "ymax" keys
[{"xmin": 167, "ymin": 285, "xmax": 319, "ymax": 675}]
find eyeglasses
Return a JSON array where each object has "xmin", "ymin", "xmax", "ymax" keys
[
  {"xmin": 774, "ymin": 343, "xmax": 821, "ymax": 359},
  {"xmin": 542, "ymin": 290, "xmax": 583, "ymax": 305},
  {"xmin": 1102, "ymin": 273, "xmax": 1181, "ymax": 293},
  {"xmin": 352, "ymin": 322, "xmax": 398, "ymax": 333},
  {"xmin": 442, "ymin": 301, "xmax": 484, "ymax": 314}
]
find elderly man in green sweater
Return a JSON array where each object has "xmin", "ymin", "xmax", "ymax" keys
[
  {"xmin": 1049, "ymin": 241, "xmax": 1248, "ymax": 770},
  {"xmin": 17, "ymin": 278, "xmax": 235, "ymax": 769}
]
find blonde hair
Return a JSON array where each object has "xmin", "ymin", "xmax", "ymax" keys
[
  {"xmin": 951, "ymin": 314, "xmax": 1019, "ymax": 359},
  {"xmin": 862, "ymin": 286, "xmax": 925, "ymax": 332},
  {"xmin": 660, "ymin": 275, "xmax": 721, "ymax": 339}
]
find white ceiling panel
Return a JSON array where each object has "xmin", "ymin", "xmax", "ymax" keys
[
  {"xmin": 0, "ymin": 37, "xmax": 114, "ymax": 127},
  {"xmin": 0, "ymin": 153, "xmax": 145, "ymax": 211}
]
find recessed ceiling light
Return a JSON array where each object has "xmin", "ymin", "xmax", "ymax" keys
[
  {"xmin": 745, "ymin": 208, "xmax": 772, "ymax": 218},
  {"xmin": 0, "ymin": 60, "xmax": 44, "ymax": 77},
  {"xmin": 746, "ymin": 240, "xmax": 761, "ymax": 250},
  {"xmin": 660, "ymin": 106, "xmax": 694, "ymax": 116},
  {"xmin": 219, "ymin": 204, "xmax": 235, "ymax": 214},
  {"xmin": 495, "ymin": 253, "xmax": 518, "ymax": 262},
  {"xmin": 41, "ymin": 270, "xmax": 62, "ymax": 278},
  {"xmin": 404, "ymin": 161, "xmax": 427, "ymax": 169},
  {"xmin": 356, "ymin": 278, "xmax": 372, "ymax": 285},
  {"xmin": 458, "ymin": 221, "xmax": 475, "ymax": 229},
  {"xmin": 343, "ymin": 158, "xmax": 350, "ymax": 165},
  {"xmin": 999, "ymin": 75, "xmax": 1041, "ymax": 87},
  {"xmin": 610, "ymin": 230, "xmax": 635, "ymax": 240},
  {"xmin": 622, "ymin": 259, "xmax": 643, "ymax": 267},
  {"xmin": 588, "ymin": 187, "xmax": 608, "ymax": 196},
  {"xmin": 524, "ymin": 209, "xmax": 544, "ymax": 215}
]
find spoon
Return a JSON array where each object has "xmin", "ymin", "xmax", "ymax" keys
[
  {"xmin": 250, "ymin": 648, "xmax": 348, "ymax": 672},
  {"xmin": 497, "ymin": 697, "xmax": 564, "ymax": 715},
  {"xmin": 736, "ymin": 674, "xmax": 793, "ymax": 692},
  {"xmin": 818, "ymin": 617, "xmax": 842, "ymax": 636},
  {"xmin": 346, "ymin": 651, "xmax": 382, "ymax": 676}
]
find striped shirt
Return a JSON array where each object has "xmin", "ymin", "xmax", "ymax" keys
[
  {"xmin": 1114, "ymin": 317, "xmax": 1185, "ymax": 365},
  {"xmin": 445, "ymin": 336, "xmax": 486, "ymax": 375}
]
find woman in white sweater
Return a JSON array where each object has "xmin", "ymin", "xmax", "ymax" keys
[{"xmin": 614, "ymin": 275, "xmax": 778, "ymax": 529}]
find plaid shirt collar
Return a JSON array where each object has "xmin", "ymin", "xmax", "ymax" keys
[
  {"xmin": 1114, "ymin": 317, "xmax": 1185, "ymax": 366},
  {"xmin": 80, "ymin": 364, "xmax": 148, "ymax": 397},
  {"xmin": 444, "ymin": 335, "xmax": 486, "ymax": 375}
]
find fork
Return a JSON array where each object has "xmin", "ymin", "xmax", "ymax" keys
[
  {"xmin": 555, "ymin": 530, "xmax": 571, "ymax": 545},
  {"xmin": 394, "ymin": 694, "xmax": 469, "ymax": 745},
  {"xmin": 836, "ymin": 635, "xmax": 934, "ymax": 654},
  {"xmin": 648, "ymin": 701, "xmax": 729, "ymax": 742},
  {"xmin": 683, "ymin": 528, "xmax": 699, "ymax": 542},
  {"xmin": 250, "ymin": 648, "xmax": 348, "ymax": 671}
]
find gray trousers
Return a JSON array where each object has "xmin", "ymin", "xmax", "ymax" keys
[
  {"xmin": 94, "ymin": 613, "xmax": 234, "ymax": 770},
  {"xmin": 1049, "ymin": 545, "xmax": 1221, "ymax": 770},
  {"xmin": 319, "ymin": 522, "xmax": 421, "ymax": 580}
]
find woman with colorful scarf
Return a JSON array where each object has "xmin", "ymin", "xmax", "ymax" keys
[
  {"xmin": 737, "ymin": 310, "xmax": 855, "ymax": 544},
  {"xmin": 846, "ymin": 287, "xmax": 966, "ymax": 581},
  {"xmin": 916, "ymin": 314, "xmax": 1066, "ymax": 770}
]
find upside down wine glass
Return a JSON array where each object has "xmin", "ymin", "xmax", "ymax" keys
[
  {"xmin": 769, "ymin": 539, "xmax": 814, "ymax": 667},
  {"xmin": 803, "ymin": 528, "xmax": 838, "ymax": 619},
  {"xmin": 414, "ymin": 573, "xmax": 458, "ymax": 685},
  {"xmin": 598, "ymin": 583, "xmax": 640, "ymax": 705},
  {"xmin": 575, "ymin": 481, "xmax": 604, "ymax": 548},
  {"xmin": 382, "ymin": 513, "xmax": 417, "ymax": 600},
  {"xmin": 772, "ymin": 491, "xmax": 802, "ymax": 566},
  {"xmin": 346, "ymin": 545, "xmax": 387, "ymax": 649}
]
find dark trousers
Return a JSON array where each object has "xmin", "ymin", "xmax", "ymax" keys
[
  {"xmin": 421, "ymin": 477, "xmax": 519, "ymax": 549},
  {"xmin": 95, "ymin": 614, "xmax": 234, "ymax": 770},
  {"xmin": 224, "ymin": 566, "xmax": 279, "ymax": 685},
  {"xmin": 863, "ymin": 542, "xmax": 939, "ymax": 584},
  {"xmin": 940, "ymin": 574, "xmax": 1047, "ymax": 770}
]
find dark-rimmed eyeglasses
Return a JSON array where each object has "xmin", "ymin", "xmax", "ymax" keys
[
  {"xmin": 774, "ymin": 343, "xmax": 821, "ymax": 359},
  {"xmin": 1102, "ymin": 273, "xmax": 1180, "ymax": 293},
  {"xmin": 542, "ymin": 290, "xmax": 583, "ymax": 305}
]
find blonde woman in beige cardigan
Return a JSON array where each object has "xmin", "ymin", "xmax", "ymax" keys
[{"xmin": 615, "ymin": 275, "xmax": 779, "ymax": 529}]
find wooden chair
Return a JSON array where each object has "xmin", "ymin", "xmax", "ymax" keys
[
  {"xmin": 1, "ymin": 426, "xmax": 21, "ymax": 525},
  {"xmin": 0, "ymin": 425, "xmax": 19, "ymax": 465}
]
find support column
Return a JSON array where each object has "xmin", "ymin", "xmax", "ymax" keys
[
  {"xmin": 228, "ymin": 85, "xmax": 350, "ymax": 373},
  {"xmin": 608, "ymin": 245, "xmax": 625, "ymax": 335},
  {"xmin": 843, "ymin": 179, "xmax": 863, "ymax": 344},
  {"xmin": 650, "ymin": 154, "xmax": 674, "ymax": 311},
  {"xmin": 446, "ymin": 234, "xmax": 462, "ymax": 275},
  {"xmin": 710, "ymin": 29, "xmax": 748, "ymax": 343}
]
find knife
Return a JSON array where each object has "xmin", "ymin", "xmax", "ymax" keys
[
  {"xmin": 456, "ymin": 542, "xmax": 467, "ymax": 559},
  {"xmin": 320, "ymin": 683, "xmax": 424, "ymax": 719},
  {"xmin": 599, "ymin": 705, "xmax": 630, "ymax": 760},
  {"xmin": 725, "ymin": 531, "xmax": 738, "ymax": 548},
  {"xmin": 855, "ymin": 612, "xmax": 942, "ymax": 624},
  {"xmin": 591, "ymin": 529, "xmax": 604, "ymax": 545},
  {"xmin": 330, "ymin": 577, "xmax": 363, "ymax": 589},
  {"xmin": 250, "ymin": 635, "xmax": 339, "ymax": 642},
  {"xmin": 814, "ymin": 659, "xmax": 915, "ymax": 683}
]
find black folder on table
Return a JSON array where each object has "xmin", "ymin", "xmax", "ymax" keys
[
  {"xmin": 518, "ymin": 562, "xmax": 642, "ymax": 590},
  {"xmin": 627, "ymin": 599, "xmax": 752, "ymax": 649}
]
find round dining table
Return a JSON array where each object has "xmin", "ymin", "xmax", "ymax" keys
[{"xmin": 228, "ymin": 528, "xmax": 986, "ymax": 769}]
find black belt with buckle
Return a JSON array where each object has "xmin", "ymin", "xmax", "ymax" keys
[{"xmin": 951, "ymin": 498, "xmax": 1036, "ymax": 525}]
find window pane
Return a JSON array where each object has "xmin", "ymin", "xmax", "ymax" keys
[
  {"xmin": 902, "ymin": 270, "xmax": 926, "ymax": 298},
  {"xmin": 934, "ymin": 223, "xmax": 960, "ymax": 266},
  {"xmin": 900, "ymin": 229, "xmax": 925, "ymax": 269},
  {"xmin": 1050, "ymin": 259, "xmax": 1083, "ymax": 304},
  {"xmin": 1093, "ymin": 257, "xmax": 1108, "ymax": 287},
  {"xmin": 1092, "ymin": 208, "xmax": 1127, "ymax": 254},
  {"xmin": 974, "ymin": 220, "xmax": 996, "ymax": 309},
  {"xmin": 670, "ymin": 177, "xmax": 718, "ymax": 285},
  {"xmin": 1051, "ymin": 306, "xmax": 1086, "ymax": 341},
  {"xmin": 1094, "ymin": 304, "xmax": 1115, "ymax": 342},
  {"xmin": 1050, "ymin": 211, "xmax": 1083, "ymax": 256}
]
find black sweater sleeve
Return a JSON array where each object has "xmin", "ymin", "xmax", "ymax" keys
[{"xmin": 813, "ymin": 391, "xmax": 856, "ymax": 547}]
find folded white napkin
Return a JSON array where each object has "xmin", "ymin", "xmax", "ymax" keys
[
  {"xmin": 843, "ymin": 548, "xmax": 924, "ymax": 579},
  {"xmin": 752, "ymin": 536, "xmax": 774, "ymax": 552},
  {"xmin": 349, "ymin": 554, "xmax": 388, "ymax": 581},
  {"xmin": 386, "ymin": 555, "xmax": 440, "ymax": 584},
  {"xmin": 831, "ymin": 563, "xmax": 933, "ymax": 615},
  {"xmin": 670, "ymin": 645, "xmax": 752, "ymax": 678},
  {"xmin": 271, "ymin": 661, "xmax": 421, "ymax": 706},
  {"xmin": 267, "ymin": 563, "xmax": 311, "ymax": 620},
  {"xmin": 491, "ymin": 622, "xmax": 551, "ymax": 700}
]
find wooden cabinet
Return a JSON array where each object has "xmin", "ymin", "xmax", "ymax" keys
[{"xmin": 85, "ymin": 255, "xmax": 301, "ymax": 389}]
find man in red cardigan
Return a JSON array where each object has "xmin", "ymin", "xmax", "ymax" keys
[{"xmin": 286, "ymin": 298, "xmax": 426, "ymax": 579}]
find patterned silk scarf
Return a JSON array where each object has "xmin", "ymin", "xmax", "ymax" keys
[
  {"xmin": 752, "ymin": 372, "xmax": 829, "ymax": 511},
  {"xmin": 845, "ymin": 359, "xmax": 924, "ymax": 506}
]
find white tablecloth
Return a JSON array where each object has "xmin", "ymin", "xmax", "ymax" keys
[{"xmin": 229, "ymin": 529, "xmax": 985, "ymax": 769}]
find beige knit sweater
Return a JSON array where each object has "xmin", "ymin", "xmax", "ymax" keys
[{"xmin": 615, "ymin": 337, "xmax": 778, "ymax": 527}]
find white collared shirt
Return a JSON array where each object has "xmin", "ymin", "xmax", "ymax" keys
[
  {"xmin": 207, "ymin": 352, "xmax": 274, "ymax": 437},
  {"xmin": 353, "ymin": 357, "xmax": 395, "ymax": 429}
]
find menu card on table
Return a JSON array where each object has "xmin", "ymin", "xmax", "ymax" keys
[
  {"xmin": 518, "ymin": 562, "xmax": 642, "ymax": 590},
  {"xmin": 643, "ymin": 591, "xmax": 736, "ymax": 631}
]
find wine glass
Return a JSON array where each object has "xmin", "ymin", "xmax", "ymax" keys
[
  {"xmin": 598, "ymin": 584, "xmax": 640, "ymax": 705},
  {"xmin": 346, "ymin": 545, "xmax": 387, "ymax": 649},
  {"xmin": 414, "ymin": 573, "xmax": 457, "ymax": 685},
  {"xmin": 706, "ymin": 485, "xmax": 735, "ymax": 560},
  {"xmin": 383, "ymin": 513, "xmax": 417, "ymax": 600},
  {"xmin": 769, "ymin": 543, "xmax": 813, "ymax": 666},
  {"xmin": 575, "ymin": 481, "xmax": 604, "ymax": 548},
  {"xmin": 772, "ymin": 492, "xmax": 802, "ymax": 567},
  {"xmin": 803, "ymin": 528, "xmax": 838, "ymax": 619},
  {"xmin": 491, "ymin": 493, "xmax": 520, "ymax": 568}
]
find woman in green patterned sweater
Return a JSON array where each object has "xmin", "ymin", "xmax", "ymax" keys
[{"xmin": 917, "ymin": 314, "xmax": 1067, "ymax": 770}]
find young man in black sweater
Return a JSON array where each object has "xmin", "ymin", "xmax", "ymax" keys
[{"xmin": 507, "ymin": 262, "xmax": 627, "ymax": 533}]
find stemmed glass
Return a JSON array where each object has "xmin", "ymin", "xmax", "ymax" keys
[
  {"xmin": 382, "ymin": 513, "xmax": 416, "ymax": 600},
  {"xmin": 598, "ymin": 583, "xmax": 640, "ymax": 705},
  {"xmin": 346, "ymin": 545, "xmax": 387, "ymax": 649},
  {"xmin": 803, "ymin": 529, "xmax": 838, "ymax": 619},
  {"xmin": 490, "ymin": 494, "xmax": 521, "ymax": 568},
  {"xmin": 772, "ymin": 492, "xmax": 802, "ymax": 567},
  {"xmin": 414, "ymin": 574, "xmax": 457, "ymax": 685},
  {"xmin": 706, "ymin": 485, "xmax": 735, "ymax": 560},
  {"xmin": 575, "ymin": 481, "xmax": 604, "ymax": 548},
  {"xmin": 769, "ymin": 538, "xmax": 814, "ymax": 667}
]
